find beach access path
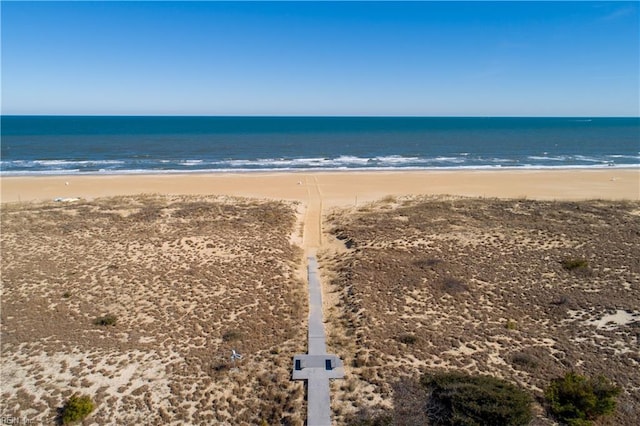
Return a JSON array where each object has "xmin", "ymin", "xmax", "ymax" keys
[
  {"xmin": 303, "ymin": 176, "xmax": 323, "ymax": 249},
  {"xmin": 292, "ymin": 177, "xmax": 344, "ymax": 426}
]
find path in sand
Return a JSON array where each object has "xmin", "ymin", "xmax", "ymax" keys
[
  {"xmin": 303, "ymin": 175, "xmax": 323, "ymax": 251},
  {"xmin": 293, "ymin": 176, "xmax": 345, "ymax": 425}
]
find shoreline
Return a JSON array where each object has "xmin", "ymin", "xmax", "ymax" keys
[
  {"xmin": 1, "ymin": 165, "xmax": 638, "ymax": 176},
  {"xmin": 2, "ymin": 169, "xmax": 638, "ymax": 205}
]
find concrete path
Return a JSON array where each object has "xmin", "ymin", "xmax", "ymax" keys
[
  {"xmin": 292, "ymin": 256, "xmax": 344, "ymax": 426},
  {"xmin": 307, "ymin": 256, "xmax": 327, "ymax": 355}
]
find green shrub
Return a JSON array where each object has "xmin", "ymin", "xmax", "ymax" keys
[
  {"xmin": 62, "ymin": 394, "xmax": 95, "ymax": 424},
  {"xmin": 421, "ymin": 372, "xmax": 532, "ymax": 426},
  {"xmin": 545, "ymin": 372, "xmax": 620, "ymax": 425},
  {"xmin": 561, "ymin": 258, "xmax": 589, "ymax": 272},
  {"xmin": 94, "ymin": 314, "xmax": 117, "ymax": 326}
]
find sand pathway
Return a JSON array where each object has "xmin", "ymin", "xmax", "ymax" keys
[{"xmin": 303, "ymin": 176, "xmax": 323, "ymax": 251}]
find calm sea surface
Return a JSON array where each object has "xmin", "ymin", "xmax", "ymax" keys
[{"xmin": 1, "ymin": 116, "xmax": 638, "ymax": 175}]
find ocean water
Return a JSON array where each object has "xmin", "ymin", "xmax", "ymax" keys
[{"xmin": 1, "ymin": 116, "xmax": 638, "ymax": 175}]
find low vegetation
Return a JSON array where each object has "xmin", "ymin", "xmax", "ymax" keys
[
  {"xmin": 396, "ymin": 333, "xmax": 418, "ymax": 345},
  {"xmin": 61, "ymin": 394, "xmax": 94, "ymax": 424},
  {"xmin": 222, "ymin": 329, "xmax": 243, "ymax": 342},
  {"xmin": 510, "ymin": 351, "xmax": 540, "ymax": 370},
  {"xmin": 345, "ymin": 410, "xmax": 393, "ymax": 426},
  {"xmin": 344, "ymin": 369, "xmax": 624, "ymax": 426},
  {"xmin": 421, "ymin": 372, "xmax": 533, "ymax": 426},
  {"xmin": 439, "ymin": 277, "xmax": 468, "ymax": 294},
  {"xmin": 561, "ymin": 258, "xmax": 589, "ymax": 270},
  {"xmin": 93, "ymin": 314, "xmax": 117, "ymax": 326},
  {"xmin": 93, "ymin": 314, "xmax": 118, "ymax": 327},
  {"xmin": 545, "ymin": 372, "xmax": 621, "ymax": 425},
  {"xmin": 561, "ymin": 257, "xmax": 591, "ymax": 275},
  {"xmin": 1, "ymin": 195, "xmax": 306, "ymax": 424},
  {"xmin": 505, "ymin": 319, "xmax": 518, "ymax": 330},
  {"xmin": 325, "ymin": 197, "xmax": 639, "ymax": 425}
]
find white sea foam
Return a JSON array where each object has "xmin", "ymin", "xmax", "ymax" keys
[
  {"xmin": 574, "ymin": 155, "xmax": 605, "ymax": 163},
  {"xmin": 432, "ymin": 156, "xmax": 465, "ymax": 163},
  {"xmin": 607, "ymin": 155, "xmax": 640, "ymax": 160},
  {"xmin": 487, "ymin": 158, "xmax": 519, "ymax": 163},
  {"xmin": 2, "ymin": 162, "xmax": 639, "ymax": 177},
  {"xmin": 528, "ymin": 155, "xmax": 568, "ymax": 161},
  {"xmin": 2, "ymin": 153, "xmax": 639, "ymax": 176}
]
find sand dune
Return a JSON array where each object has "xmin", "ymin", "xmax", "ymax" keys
[
  {"xmin": 1, "ymin": 170, "xmax": 639, "ymax": 424},
  {"xmin": 321, "ymin": 196, "xmax": 640, "ymax": 424},
  {"xmin": 1, "ymin": 195, "xmax": 307, "ymax": 424}
]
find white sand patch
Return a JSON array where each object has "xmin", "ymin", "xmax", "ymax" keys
[
  {"xmin": 587, "ymin": 310, "xmax": 640, "ymax": 330},
  {"xmin": 567, "ymin": 309, "xmax": 640, "ymax": 330}
]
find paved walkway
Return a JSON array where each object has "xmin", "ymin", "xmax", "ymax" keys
[
  {"xmin": 292, "ymin": 256, "xmax": 344, "ymax": 426},
  {"xmin": 307, "ymin": 256, "xmax": 328, "ymax": 355}
]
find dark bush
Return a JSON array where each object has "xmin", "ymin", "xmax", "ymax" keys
[
  {"xmin": 439, "ymin": 277, "xmax": 468, "ymax": 294},
  {"xmin": 421, "ymin": 372, "xmax": 532, "ymax": 426},
  {"xmin": 222, "ymin": 329, "xmax": 243, "ymax": 342},
  {"xmin": 345, "ymin": 407, "xmax": 393, "ymax": 426},
  {"xmin": 413, "ymin": 258, "xmax": 442, "ymax": 269},
  {"xmin": 561, "ymin": 258, "xmax": 590, "ymax": 274},
  {"xmin": 397, "ymin": 333, "xmax": 418, "ymax": 345},
  {"xmin": 392, "ymin": 377, "xmax": 429, "ymax": 424},
  {"xmin": 511, "ymin": 352, "xmax": 539, "ymax": 370},
  {"xmin": 211, "ymin": 361, "xmax": 230, "ymax": 374},
  {"xmin": 545, "ymin": 372, "xmax": 620, "ymax": 425},
  {"xmin": 94, "ymin": 314, "xmax": 117, "ymax": 326},
  {"xmin": 552, "ymin": 295, "xmax": 571, "ymax": 306},
  {"xmin": 61, "ymin": 394, "xmax": 94, "ymax": 424}
]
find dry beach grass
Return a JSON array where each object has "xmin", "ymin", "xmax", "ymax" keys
[
  {"xmin": 1, "ymin": 195, "xmax": 307, "ymax": 425},
  {"xmin": 1, "ymin": 169, "xmax": 639, "ymax": 424},
  {"xmin": 321, "ymin": 196, "xmax": 640, "ymax": 424}
]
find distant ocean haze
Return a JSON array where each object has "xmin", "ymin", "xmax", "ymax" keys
[{"xmin": 1, "ymin": 116, "xmax": 638, "ymax": 175}]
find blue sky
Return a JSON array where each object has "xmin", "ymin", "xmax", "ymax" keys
[{"xmin": 1, "ymin": 1, "xmax": 638, "ymax": 116}]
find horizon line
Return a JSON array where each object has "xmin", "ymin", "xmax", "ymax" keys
[{"xmin": 2, "ymin": 114, "xmax": 639, "ymax": 119}]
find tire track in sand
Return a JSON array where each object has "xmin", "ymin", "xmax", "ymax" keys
[{"xmin": 303, "ymin": 176, "xmax": 323, "ymax": 252}]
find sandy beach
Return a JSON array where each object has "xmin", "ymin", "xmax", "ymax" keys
[
  {"xmin": 2, "ymin": 169, "xmax": 639, "ymax": 206},
  {"xmin": 2, "ymin": 170, "xmax": 639, "ymax": 424}
]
